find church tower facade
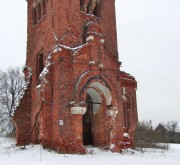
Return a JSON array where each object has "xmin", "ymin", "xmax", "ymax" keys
[{"xmin": 14, "ymin": 0, "xmax": 138, "ymax": 154}]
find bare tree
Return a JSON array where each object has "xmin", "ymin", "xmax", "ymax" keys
[
  {"xmin": 134, "ymin": 121, "xmax": 170, "ymax": 151},
  {"xmin": 134, "ymin": 120, "xmax": 156, "ymax": 149},
  {"xmin": 165, "ymin": 121, "xmax": 178, "ymax": 143},
  {"xmin": 0, "ymin": 67, "xmax": 24, "ymax": 136}
]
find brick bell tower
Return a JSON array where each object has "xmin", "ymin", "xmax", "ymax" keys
[{"xmin": 14, "ymin": 0, "xmax": 138, "ymax": 154}]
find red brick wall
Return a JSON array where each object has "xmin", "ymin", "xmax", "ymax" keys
[
  {"xmin": 14, "ymin": 0, "xmax": 138, "ymax": 154},
  {"xmin": 13, "ymin": 80, "xmax": 32, "ymax": 146}
]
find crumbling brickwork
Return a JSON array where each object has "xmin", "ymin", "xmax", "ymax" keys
[{"xmin": 14, "ymin": 0, "xmax": 138, "ymax": 154}]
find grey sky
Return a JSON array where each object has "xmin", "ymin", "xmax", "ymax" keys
[{"xmin": 0, "ymin": 0, "xmax": 180, "ymax": 125}]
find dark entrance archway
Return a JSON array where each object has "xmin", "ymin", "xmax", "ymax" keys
[
  {"xmin": 83, "ymin": 94, "xmax": 94, "ymax": 145},
  {"xmin": 82, "ymin": 82, "xmax": 112, "ymax": 146}
]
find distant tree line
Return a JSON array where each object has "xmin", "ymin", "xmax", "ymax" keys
[{"xmin": 134, "ymin": 120, "xmax": 180, "ymax": 150}]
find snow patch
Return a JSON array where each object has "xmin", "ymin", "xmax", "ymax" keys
[
  {"xmin": 89, "ymin": 60, "xmax": 96, "ymax": 65},
  {"xmin": 100, "ymin": 39, "xmax": 105, "ymax": 44},
  {"xmin": 86, "ymin": 36, "xmax": 94, "ymax": 42},
  {"xmin": 0, "ymin": 138, "xmax": 180, "ymax": 165},
  {"xmin": 69, "ymin": 101, "xmax": 76, "ymax": 105},
  {"xmin": 123, "ymin": 133, "xmax": 129, "ymax": 137},
  {"xmin": 110, "ymin": 144, "xmax": 115, "ymax": 150}
]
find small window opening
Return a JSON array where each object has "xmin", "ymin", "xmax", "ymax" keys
[
  {"xmin": 38, "ymin": 3, "xmax": 41, "ymax": 20},
  {"xmin": 42, "ymin": 0, "xmax": 46, "ymax": 15},
  {"xmin": 36, "ymin": 53, "xmax": 44, "ymax": 84},
  {"xmin": 33, "ymin": 8, "xmax": 37, "ymax": 25},
  {"xmin": 125, "ymin": 102, "xmax": 130, "ymax": 129},
  {"xmin": 52, "ymin": 14, "xmax": 54, "ymax": 28},
  {"xmin": 87, "ymin": 0, "xmax": 101, "ymax": 17},
  {"xmin": 87, "ymin": 2, "xmax": 91, "ymax": 14},
  {"xmin": 80, "ymin": 0, "xmax": 84, "ymax": 11},
  {"xmin": 93, "ymin": 2, "xmax": 100, "ymax": 17}
]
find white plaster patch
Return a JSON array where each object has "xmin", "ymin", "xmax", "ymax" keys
[
  {"xmin": 107, "ymin": 107, "xmax": 118, "ymax": 117},
  {"xmin": 71, "ymin": 107, "xmax": 87, "ymax": 115},
  {"xmin": 59, "ymin": 120, "xmax": 64, "ymax": 126}
]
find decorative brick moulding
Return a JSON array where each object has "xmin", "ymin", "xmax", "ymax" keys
[{"xmin": 14, "ymin": 0, "xmax": 138, "ymax": 154}]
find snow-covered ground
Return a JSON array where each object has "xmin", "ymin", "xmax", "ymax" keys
[{"xmin": 0, "ymin": 138, "xmax": 180, "ymax": 165}]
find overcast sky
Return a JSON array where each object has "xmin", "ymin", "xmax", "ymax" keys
[{"xmin": 0, "ymin": 0, "xmax": 180, "ymax": 126}]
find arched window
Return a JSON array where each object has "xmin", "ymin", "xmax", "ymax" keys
[
  {"xmin": 36, "ymin": 52, "xmax": 44, "ymax": 84},
  {"xmin": 87, "ymin": 0, "xmax": 101, "ymax": 17},
  {"xmin": 38, "ymin": 3, "xmax": 41, "ymax": 20},
  {"xmin": 33, "ymin": 8, "xmax": 37, "ymax": 25},
  {"xmin": 87, "ymin": 2, "xmax": 91, "ymax": 14},
  {"xmin": 80, "ymin": 0, "xmax": 84, "ymax": 11},
  {"xmin": 93, "ymin": 1, "xmax": 101, "ymax": 17},
  {"xmin": 42, "ymin": 0, "xmax": 46, "ymax": 15}
]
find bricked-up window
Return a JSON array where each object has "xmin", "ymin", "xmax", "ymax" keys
[
  {"xmin": 38, "ymin": 3, "xmax": 41, "ymax": 20},
  {"xmin": 33, "ymin": 8, "xmax": 37, "ymax": 25},
  {"xmin": 36, "ymin": 53, "xmax": 44, "ymax": 84}
]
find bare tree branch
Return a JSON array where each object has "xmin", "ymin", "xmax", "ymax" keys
[{"xmin": 0, "ymin": 67, "xmax": 25, "ymax": 136}]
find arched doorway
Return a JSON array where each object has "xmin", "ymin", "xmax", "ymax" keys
[
  {"xmin": 83, "ymin": 94, "xmax": 94, "ymax": 145},
  {"xmin": 82, "ymin": 82, "xmax": 112, "ymax": 146},
  {"xmin": 83, "ymin": 88, "xmax": 102, "ymax": 145}
]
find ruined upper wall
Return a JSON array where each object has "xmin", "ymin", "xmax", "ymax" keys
[{"xmin": 26, "ymin": 0, "xmax": 118, "ymax": 67}]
